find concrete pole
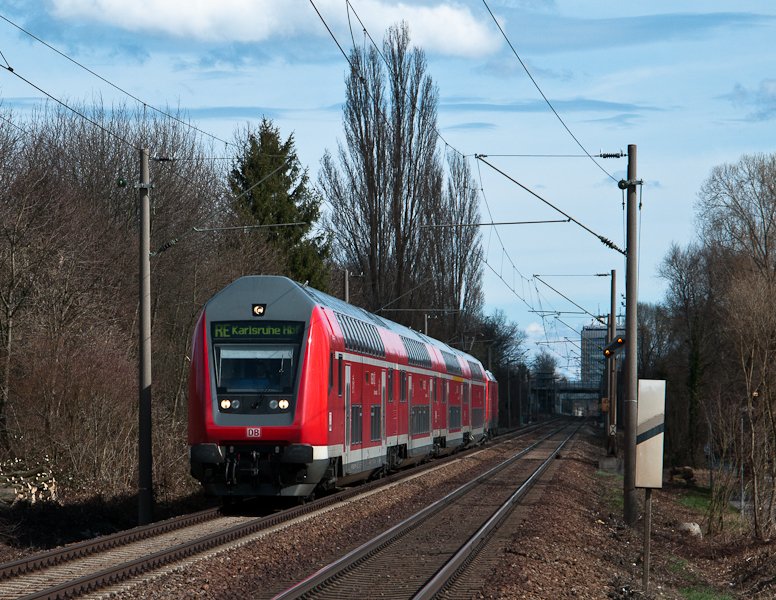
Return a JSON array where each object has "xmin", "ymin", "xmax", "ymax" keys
[
  {"xmin": 608, "ymin": 269, "xmax": 618, "ymax": 456},
  {"xmin": 344, "ymin": 269, "xmax": 349, "ymax": 303},
  {"xmin": 624, "ymin": 144, "xmax": 639, "ymax": 527},
  {"xmin": 138, "ymin": 147, "xmax": 153, "ymax": 525}
]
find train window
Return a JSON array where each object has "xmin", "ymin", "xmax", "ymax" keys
[
  {"xmin": 351, "ymin": 405, "xmax": 363, "ymax": 445},
  {"xmin": 358, "ymin": 323, "xmax": 366, "ymax": 353},
  {"xmin": 388, "ymin": 369, "xmax": 394, "ymax": 403},
  {"xmin": 338, "ymin": 355, "xmax": 343, "ymax": 397},
  {"xmin": 370, "ymin": 406, "xmax": 381, "ymax": 441},
  {"xmin": 449, "ymin": 405, "xmax": 461, "ymax": 429},
  {"xmin": 400, "ymin": 371, "xmax": 407, "ymax": 403},
  {"xmin": 365, "ymin": 371, "xmax": 370, "ymax": 384},
  {"xmin": 363, "ymin": 323, "xmax": 373, "ymax": 354},
  {"xmin": 329, "ymin": 353, "xmax": 333, "ymax": 392},
  {"xmin": 467, "ymin": 360, "xmax": 483, "ymax": 381},
  {"xmin": 215, "ymin": 345, "xmax": 296, "ymax": 394}
]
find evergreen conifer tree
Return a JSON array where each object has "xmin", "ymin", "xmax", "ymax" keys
[{"xmin": 230, "ymin": 118, "xmax": 329, "ymax": 289}]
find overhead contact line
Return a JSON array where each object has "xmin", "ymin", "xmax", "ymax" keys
[{"xmin": 476, "ymin": 155, "xmax": 625, "ymax": 255}]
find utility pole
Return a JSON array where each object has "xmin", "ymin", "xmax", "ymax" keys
[
  {"xmin": 138, "ymin": 147, "xmax": 153, "ymax": 525},
  {"xmin": 623, "ymin": 144, "xmax": 639, "ymax": 527},
  {"xmin": 344, "ymin": 269, "xmax": 350, "ymax": 303},
  {"xmin": 607, "ymin": 269, "xmax": 618, "ymax": 456}
]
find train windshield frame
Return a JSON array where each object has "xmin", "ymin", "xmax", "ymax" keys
[
  {"xmin": 210, "ymin": 320, "xmax": 305, "ymax": 395},
  {"xmin": 215, "ymin": 345, "xmax": 296, "ymax": 393}
]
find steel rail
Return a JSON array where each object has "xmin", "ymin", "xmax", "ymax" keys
[
  {"xmin": 415, "ymin": 424, "xmax": 580, "ymax": 599},
  {"xmin": 0, "ymin": 506, "xmax": 221, "ymax": 580},
  {"xmin": 272, "ymin": 424, "xmax": 570, "ymax": 600},
  {"xmin": 3, "ymin": 423, "xmax": 552, "ymax": 599}
]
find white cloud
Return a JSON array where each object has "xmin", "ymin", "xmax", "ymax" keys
[
  {"xmin": 525, "ymin": 321, "xmax": 544, "ymax": 338},
  {"xmin": 49, "ymin": 0, "xmax": 501, "ymax": 57},
  {"xmin": 377, "ymin": 2, "xmax": 501, "ymax": 57},
  {"xmin": 50, "ymin": 0, "xmax": 298, "ymax": 42}
]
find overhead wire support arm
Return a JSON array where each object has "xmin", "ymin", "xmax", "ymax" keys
[
  {"xmin": 475, "ymin": 155, "xmax": 626, "ymax": 255},
  {"xmin": 421, "ymin": 219, "xmax": 570, "ymax": 228},
  {"xmin": 193, "ymin": 222, "xmax": 307, "ymax": 233},
  {"xmin": 534, "ymin": 275, "xmax": 606, "ymax": 326},
  {"xmin": 479, "ymin": 0, "xmax": 618, "ymax": 183},
  {"xmin": 151, "ymin": 222, "xmax": 308, "ymax": 257}
]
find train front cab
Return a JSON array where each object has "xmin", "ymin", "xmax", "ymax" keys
[{"xmin": 188, "ymin": 277, "xmax": 331, "ymax": 498}]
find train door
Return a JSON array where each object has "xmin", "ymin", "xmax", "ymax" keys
[
  {"xmin": 344, "ymin": 363, "xmax": 362, "ymax": 473},
  {"xmin": 463, "ymin": 382, "xmax": 471, "ymax": 432},
  {"xmin": 448, "ymin": 380, "xmax": 461, "ymax": 436},
  {"xmin": 431, "ymin": 377, "xmax": 439, "ymax": 438},
  {"xmin": 442, "ymin": 378, "xmax": 450, "ymax": 435},
  {"xmin": 386, "ymin": 368, "xmax": 397, "ymax": 445},
  {"xmin": 398, "ymin": 370, "xmax": 409, "ymax": 446},
  {"xmin": 406, "ymin": 373, "xmax": 413, "ymax": 453},
  {"xmin": 381, "ymin": 370, "xmax": 387, "ymax": 450}
]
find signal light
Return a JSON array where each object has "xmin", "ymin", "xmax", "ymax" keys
[{"xmin": 603, "ymin": 336, "xmax": 625, "ymax": 358}]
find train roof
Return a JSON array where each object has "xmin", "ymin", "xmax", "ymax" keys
[
  {"xmin": 300, "ymin": 282, "xmax": 478, "ymax": 362},
  {"xmin": 209, "ymin": 276, "xmax": 484, "ymax": 371}
]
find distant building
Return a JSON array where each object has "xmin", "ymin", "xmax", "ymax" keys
[{"xmin": 581, "ymin": 325, "xmax": 624, "ymax": 387}]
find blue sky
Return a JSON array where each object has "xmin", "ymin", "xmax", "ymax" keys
[{"xmin": 1, "ymin": 1, "xmax": 774, "ymax": 375}]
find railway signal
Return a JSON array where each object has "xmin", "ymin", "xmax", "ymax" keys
[{"xmin": 602, "ymin": 335, "xmax": 625, "ymax": 358}]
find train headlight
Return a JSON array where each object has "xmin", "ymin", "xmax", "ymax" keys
[
  {"xmin": 278, "ymin": 399, "xmax": 290, "ymax": 410},
  {"xmin": 231, "ymin": 399, "xmax": 240, "ymax": 410},
  {"xmin": 220, "ymin": 399, "xmax": 232, "ymax": 410},
  {"xmin": 269, "ymin": 400, "xmax": 279, "ymax": 410}
]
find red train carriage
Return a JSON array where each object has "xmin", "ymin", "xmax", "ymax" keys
[
  {"xmin": 484, "ymin": 370, "xmax": 499, "ymax": 436},
  {"xmin": 188, "ymin": 276, "xmax": 497, "ymax": 498}
]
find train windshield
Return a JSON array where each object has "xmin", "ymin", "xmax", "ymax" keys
[{"xmin": 215, "ymin": 345, "xmax": 297, "ymax": 393}]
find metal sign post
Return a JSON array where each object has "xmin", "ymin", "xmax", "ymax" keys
[{"xmin": 636, "ymin": 379, "xmax": 666, "ymax": 593}]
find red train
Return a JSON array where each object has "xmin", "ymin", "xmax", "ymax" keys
[{"xmin": 188, "ymin": 276, "xmax": 499, "ymax": 498}]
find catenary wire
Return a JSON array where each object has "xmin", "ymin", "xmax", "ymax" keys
[
  {"xmin": 479, "ymin": 0, "xmax": 617, "ymax": 183},
  {"xmin": 314, "ymin": 0, "xmax": 607, "ymax": 369},
  {"xmin": 476, "ymin": 155, "xmax": 625, "ymax": 254},
  {"xmin": 0, "ymin": 12, "xmax": 237, "ymax": 151},
  {"xmin": 0, "ymin": 64, "xmax": 138, "ymax": 150}
]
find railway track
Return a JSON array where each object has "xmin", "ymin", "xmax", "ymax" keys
[
  {"xmin": 0, "ymin": 423, "xmax": 555, "ymax": 599},
  {"xmin": 273, "ymin": 423, "xmax": 578, "ymax": 600}
]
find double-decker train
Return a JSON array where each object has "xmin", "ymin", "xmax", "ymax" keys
[{"xmin": 188, "ymin": 276, "xmax": 499, "ymax": 498}]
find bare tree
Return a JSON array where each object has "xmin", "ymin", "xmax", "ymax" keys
[
  {"xmin": 698, "ymin": 153, "xmax": 776, "ymax": 275},
  {"xmin": 658, "ymin": 243, "xmax": 719, "ymax": 466},
  {"xmin": 0, "ymin": 130, "xmax": 70, "ymax": 450},
  {"xmin": 637, "ymin": 302, "xmax": 673, "ymax": 379},
  {"xmin": 719, "ymin": 269, "xmax": 776, "ymax": 538},
  {"xmin": 422, "ymin": 151, "xmax": 483, "ymax": 341},
  {"xmin": 0, "ymin": 101, "xmax": 237, "ymax": 500},
  {"xmin": 666, "ymin": 152, "xmax": 776, "ymax": 537},
  {"xmin": 319, "ymin": 22, "xmax": 442, "ymax": 315}
]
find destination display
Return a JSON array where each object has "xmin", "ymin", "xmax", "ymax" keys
[{"xmin": 211, "ymin": 321, "xmax": 304, "ymax": 342}]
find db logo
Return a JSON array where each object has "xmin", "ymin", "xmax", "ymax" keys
[{"xmin": 247, "ymin": 427, "xmax": 261, "ymax": 438}]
